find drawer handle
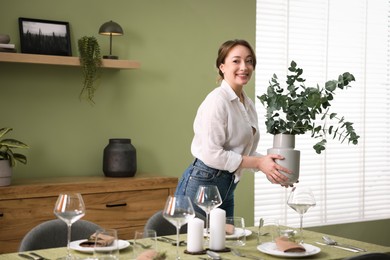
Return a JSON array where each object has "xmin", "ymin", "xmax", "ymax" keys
[
  {"xmin": 0, "ymin": 212, "xmax": 3, "ymax": 217},
  {"xmin": 106, "ymin": 202, "xmax": 127, "ymax": 208}
]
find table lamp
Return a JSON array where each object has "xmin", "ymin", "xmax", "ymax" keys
[{"xmin": 98, "ymin": 20, "xmax": 123, "ymax": 59}]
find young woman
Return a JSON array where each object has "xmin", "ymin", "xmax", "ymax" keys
[{"xmin": 175, "ymin": 39, "xmax": 291, "ymax": 217}]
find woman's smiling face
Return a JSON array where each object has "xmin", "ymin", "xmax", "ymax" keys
[{"xmin": 219, "ymin": 44, "xmax": 254, "ymax": 89}]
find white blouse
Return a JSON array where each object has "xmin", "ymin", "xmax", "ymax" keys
[{"xmin": 191, "ymin": 80, "xmax": 261, "ymax": 180}]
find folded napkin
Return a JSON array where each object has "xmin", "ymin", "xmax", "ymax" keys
[
  {"xmin": 136, "ymin": 250, "xmax": 170, "ymax": 260},
  {"xmin": 79, "ymin": 232, "xmax": 115, "ymax": 247},
  {"xmin": 225, "ymin": 224, "xmax": 235, "ymax": 235},
  {"xmin": 275, "ymin": 236, "xmax": 306, "ymax": 253}
]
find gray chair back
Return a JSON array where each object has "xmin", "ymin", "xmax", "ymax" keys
[
  {"xmin": 143, "ymin": 210, "xmax": 206, "ymax": 236},
  {"xmin": 19, "ymin": 219, "xmax": 102, "ymax": 252}
]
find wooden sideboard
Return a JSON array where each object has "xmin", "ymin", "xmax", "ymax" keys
[{"xmin": 0, "ymin": 176, "xmax": 178, "ymax": 253}]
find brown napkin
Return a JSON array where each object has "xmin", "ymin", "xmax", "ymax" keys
[
  {"xmin": 275, "ymin": 236, "xmax": 306, "ymax": 253},
  {"xmin": 225, "ymin": 224, "xmax": 235, "ymax": 235},
  {"xmin": 79, "ymin": 232, "xmax": 115, "ymax": 247},
  {"xmin": 136, "ymin": 249, "xmax": 158, "ymax": 260}
]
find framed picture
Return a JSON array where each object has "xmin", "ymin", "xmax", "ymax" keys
[{"xmin": 18, "ymin": 17, "xmax": 72, "ymax": 56}]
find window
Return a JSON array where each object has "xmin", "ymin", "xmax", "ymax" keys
[{"xmin": 254, "ymin": 0, "xmax": 390, "ymax": 227}]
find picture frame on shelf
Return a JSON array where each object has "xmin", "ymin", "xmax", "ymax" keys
[{"xmin": 18, "ymin": 17, "xmax": 72, "ymax": 56}]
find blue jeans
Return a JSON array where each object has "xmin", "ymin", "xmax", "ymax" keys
[{"xmin": 174, "ymin": 158, "xmax": 238, "ymax": 218}]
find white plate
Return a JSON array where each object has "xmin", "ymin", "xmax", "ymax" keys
[
  {"xmin": 257, "ymin": 242, "xmax": 321, "ymax": 258},
  {"xmin": 70, "ymin": 239, "xmax": 130, "ymax": 253},
  {"xmin": 204, "ymin": 228, "xmax": 252, "ymax": 239},
  {"xmin": 226, "ymin": 228, "xmax": 252, "ymax": 239}
]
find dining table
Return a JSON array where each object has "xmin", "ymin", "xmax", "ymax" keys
[{"xmin": 1, "ymin": 227, "xmax": 389, "ymax": 260}]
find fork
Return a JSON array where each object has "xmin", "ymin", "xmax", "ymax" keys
[
  {"xmin": 129, "ymin": 240, "xmax": 152, "ymax": 249},
  {"xmin": 231, "ymin": 248, "xmax": 263, "ymax": 260}
]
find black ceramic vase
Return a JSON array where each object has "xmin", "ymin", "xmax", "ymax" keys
[{"xmin": 103, "ymin": 138, "xmax": 137, "ymax": 177}]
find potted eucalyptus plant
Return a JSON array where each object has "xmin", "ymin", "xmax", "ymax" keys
[
  {"xmin": 0, "ymin": 127, "xmax": 29, "ymax": 186},
  {"xmin": 78, "ymin": 36, "xmax": 102, "ymax": 105},
  {"xmin": 258, "ymin": 61, "xmax": 360, "ymax": 184}
]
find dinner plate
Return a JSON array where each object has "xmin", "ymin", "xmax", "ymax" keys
[
  {"xmin": 70, "ymin": 239, "xmax": 130, "ymax": 253},
  {"xmin": 226, "ymin": 228, "xmax": 252, "ymax": 239},
  {"xmin": 204, "ymin": 228, "xmax": 252, "ymax": 239},
  {"xmin": 257, "ymin": 242, "xmax": 321, "ymax": 258}
]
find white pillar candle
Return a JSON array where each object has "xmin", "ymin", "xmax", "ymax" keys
[
  {"xmin": 187, "ymin": 217, "xmax": 204, "ymax": 252},
  {"xmin": 209, "ymin": 208, "xmax": 226, "ymax": 250}
]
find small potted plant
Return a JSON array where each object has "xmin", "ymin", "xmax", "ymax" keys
[
  {"xmin": 257, "ymin": 61, "xmax": 360, "ymax": 184},
  {"xmin": 0, "ymin": 127, "xmax": 29, "ymax": 186}
]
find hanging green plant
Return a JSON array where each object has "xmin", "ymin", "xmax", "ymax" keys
[{"xmin": 78, "ymin": 36, "xmax": 102, "ymax": 104}]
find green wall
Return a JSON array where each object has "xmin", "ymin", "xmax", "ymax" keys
[
  {"xmin": 0, "ymin": 0, "xmax": 255, "ymax": 223},
  {"xmin": 1, "ymin": 0, "xmax": 389, "ymax": 247}
]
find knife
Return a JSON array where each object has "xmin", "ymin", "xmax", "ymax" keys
[
  {"xmin": 315, "ymin": 242, "xmax": 360, "ymax": 253},
  {"xmin": 30, "ymin": 252, "xmax": 49, "ymax": 260},
  {"xmin": 18, "ymin": 253, "xmax": 35, "ymax": 260}
]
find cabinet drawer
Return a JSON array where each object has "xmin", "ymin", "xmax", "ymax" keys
[
  {"xmin": 0, "ymin": 196, "xmax": 58, "ymax": 241},
  {"xmin": 0, "ymin": 196, "xmax": 58, "ymax": 253},
  {"xmin": 83, "ymin": 189, "xmax": 169, "ymax": 239}
]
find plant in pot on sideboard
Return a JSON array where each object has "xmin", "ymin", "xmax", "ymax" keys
[
  {"xmin": 258, "ymin": 61, "xmax": 360, "ymax": 185},
  {"xmin": 0, "ymin": 127, "xmax": 29, "ymax": 186}
]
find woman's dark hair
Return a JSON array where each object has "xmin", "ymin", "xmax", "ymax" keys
[{"xmin": 216, "ymin": 39, "xmax": 257, "ymax": 80}]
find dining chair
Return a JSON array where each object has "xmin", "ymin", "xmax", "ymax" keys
[
  {"xmin": 18, "ymin": 219, "xmax": 102, "ymax": 252},
  {"xmin": 144, "ymin": 210, "xmax": 206, "ymax": 236}
]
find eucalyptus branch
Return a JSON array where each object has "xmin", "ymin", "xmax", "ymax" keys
[{"xmin": 258, "ymin": 60, "xmax": 360, "ymax": 154}]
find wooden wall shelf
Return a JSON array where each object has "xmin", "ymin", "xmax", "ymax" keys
[{"xmin": 0, "ymin": 52, "xmax": 140, "ymax": 69}]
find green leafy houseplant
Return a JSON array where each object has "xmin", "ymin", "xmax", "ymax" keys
[
  {"xmin": 78, "ymin": 36, "xmax": 102, "ymax": 104},
  {"xmin": 258, "ymin": 61, "xmax": 360, "ymax": 154},
  {"xmin": 0, "ymin": 127, "xmax": 29, "ymax": 167}
]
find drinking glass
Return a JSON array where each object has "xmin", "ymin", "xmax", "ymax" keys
[
  {"xmin": 257, "ymin": 218, "xmax": 280, "ymax": 245},
  {"xmin": 226, "ymin": 216, "xmax": 246, "ymax": 247},
  {"xmin": 163, "ymin": 195, "xmax": 195, "ymax": 260},
  {"xmin": 132, "ymin": 229, "xmax": 157, "ymax": 259},
  {"xmin": 287, "ymin": 186, "xmax": 316, "ymax": 243},
  {"xmin": 53, "ymin": 193, "xmax": 86, "ymax": 260},
  {"xmin": 93, "ymin": 228, "xmax": 119, "ymax": 260},
  {"xmin": 194, "ymin": 185, "xmax": 222, "ymax": 235}
]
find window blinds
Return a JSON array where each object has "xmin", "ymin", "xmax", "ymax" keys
[{"xmin": 254, "ymin": 0, "xmax": 390, "ymax": 227}]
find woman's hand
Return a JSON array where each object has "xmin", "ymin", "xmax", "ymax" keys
[
  {"xmin": 257, "ymin": 154, "xmax": 292, "ymax": 186},
  {"xmin": 241, "ymin": 154, "xmax": 296, "ymax": 187}
]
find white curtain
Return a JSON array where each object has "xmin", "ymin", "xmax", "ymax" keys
[{"xmin": 254, "ymin": 0, "xmax": 390, "ymax": 227}]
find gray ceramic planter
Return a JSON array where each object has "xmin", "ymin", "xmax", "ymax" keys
[
  {"xmin": 267, "ymin": 134, "xmax": 300, "ymax": 185},
  {"xmin": 0, "ymin": 160, "xmax": 12, "ymax": 186}
]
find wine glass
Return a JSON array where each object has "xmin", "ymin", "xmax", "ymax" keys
[
  {"xmin": 194, "ymin": 185, "xmax": 222, "ymax": 236},
  {"xmin": 53, "ymin": 193, "xmax": 86, "ymax": 260},
  {"xmin": 163, "ymin": 195, "xmax": 195, "ymax": 260},
  {"xmin": 287, "ymin": 186, "xmax": 316, "ymax": 244}
]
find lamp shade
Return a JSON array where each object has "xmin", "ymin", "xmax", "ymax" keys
[
  {"xmin": 98, "ymin": 20, "xmax": 123, "ymax": 36},
  {"xmin": 98, "ymin": 20, "xmax": 123, "ymax": 59}
]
